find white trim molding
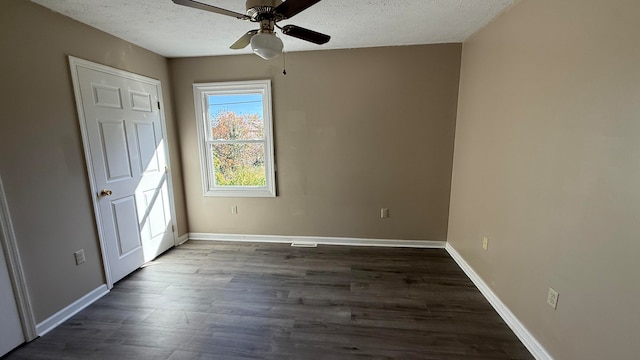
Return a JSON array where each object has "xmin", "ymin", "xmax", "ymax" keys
[
  {"xmin": 177, "ymin": 233, "xmax": 189, "ymax": 245},
  {"xmin": 193, "ymin": 80, "xmax": 277, "ymax": 198},
  {"xmin": 445, "ymin": 243, "xmax": 553, "ymax": 360},
  {"xmin": 36, "ymin": 285, "xmax": 109, "ymax": 337},
  {"xmin": 188, "ymin": 233, "xmax": 445, "ymax": 248},
  {"xmin": 0, "ymin": 174, "xmax": 37, "ymax": 341}
]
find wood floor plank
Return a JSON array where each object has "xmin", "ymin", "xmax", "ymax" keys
[{"xmin": 4, "ymin": 241, "xmax": 534, "ymax": 360}]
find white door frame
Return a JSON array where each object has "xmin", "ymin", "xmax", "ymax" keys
[
  {"xmin": 0, "ymin": 173, "xmax": 37, "ymax": 341},
  {"xmin": 69, "ymin": 56, "xmax": 179, "ymax": 288}
]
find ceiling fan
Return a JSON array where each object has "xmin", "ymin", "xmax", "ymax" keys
[{"xmin": 172, "ymin": 0, "xmax": 330, "ymax": 60}]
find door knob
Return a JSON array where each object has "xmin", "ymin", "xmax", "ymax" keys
[{"xmin": 99, "ymin": 189, "xmax": 113, "ymax": 197}]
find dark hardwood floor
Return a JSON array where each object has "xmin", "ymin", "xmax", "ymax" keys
[{"xmin": 5, "ymin": 241, "xmax": 534, "ymax": 359}]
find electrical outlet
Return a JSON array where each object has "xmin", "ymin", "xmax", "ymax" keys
[
  {"xmin": 380, "ymin": 208, "xmax": 389, "ymax": 218},
  {"xmin": 482, "ymin": 236, "xmax": 489, "ymax": 251},
  {"xmin": 74, "ymin": 249, "xmax": 86, "ymax": 265},
  {"xmin": 231, "ymin": 205, "xmax": 238, "ymax": 214},
  {"xmin": 547, "ymin": 287, "xmax": 559, "ymax": 309}
]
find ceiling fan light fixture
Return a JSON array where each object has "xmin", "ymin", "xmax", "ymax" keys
[{"xmin": 250, "ymin": 32, "xmax": 283, "ymax": 60}]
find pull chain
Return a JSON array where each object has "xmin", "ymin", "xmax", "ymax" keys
[{"xmin": 282, "ymin": 51, "xmax": 287, "ymax": 75}]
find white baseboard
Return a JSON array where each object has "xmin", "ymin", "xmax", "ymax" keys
[
  {"xmin": 35, "ymin": 284, "xmax": 109, "ymax": 337},
  {"xmin": 188, "ymin": 233, "xmax": 445, "ymax": 249},
  {"xmin": 177, "ymin": 233, "xmax": 189, "ymax": 245},
  {"xmin": 445, "ymin": 243, "xmax": 553, "ymax": 360}
]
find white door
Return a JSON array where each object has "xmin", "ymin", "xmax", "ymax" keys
[
  {"xmin": 72, "ymin": 59, "xmax": 175, "ymax": 285},
  {"xmin": 0, "ymin": 243, "xmax": 24, "ymax": 356}
]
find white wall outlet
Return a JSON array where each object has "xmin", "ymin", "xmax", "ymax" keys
[
  {"xmin": 547, "ymin": 287, "xmax": 559, "ymax": 309},
  {"xmin": 231, "ymin": 205, "xmax": 238, "ymax": 214},
  {"xmin": 74, "ymin": 249, "xmax": 86, "ymax": 265},
  {"xmin": 482, "ymin": 236, "xmax": 489, "ymax": 251},
  {"xmin": 380, "ymin": 208, "xmax": 389, "ymax": 218}
]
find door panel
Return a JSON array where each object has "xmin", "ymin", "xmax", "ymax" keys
[
  {"xmin": 93, "ymin": 84, "xmax": 122, "ymax": 109},
  {"xmin": 134, "ymin": 122, "xmax": 160, "ymax": 174},
  {"xmin": 99, "ymin": 120, "xmax": 132, "ymax": 181},
  {"xmin": 74, "ymin": 63, "xmax": 175, "ymax": 284},
  {"xmin": 144, "ymin": 188, "xmax": 167, "ymax": 236},
  {"xmin": 130, "ymin": 90, "xmax": 152, "ymax": 112},
  {"xmin": 111, "ymin": 196, "xmax": 142, "ymax": 257}
]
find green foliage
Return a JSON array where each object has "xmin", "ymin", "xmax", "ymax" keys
[{"xmin": 210, "ymin": 111, "xmax": 266, "ymax": 187}]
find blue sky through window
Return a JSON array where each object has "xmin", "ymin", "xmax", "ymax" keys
[{"xmin": 208, "ymin": 94, "xmax": 263, "ymax": 119}]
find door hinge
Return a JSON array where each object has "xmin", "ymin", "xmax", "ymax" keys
[
  {"xmin": 171, "ymin": 224, "xmax": 175, "ymax": 232},
  {"xmin": 157, "ymin": 101, "xmax": 161, "ymax": 110},
  {"xmin": 165, "ymin": 166, "xmax": 169, "ymax": 173}
]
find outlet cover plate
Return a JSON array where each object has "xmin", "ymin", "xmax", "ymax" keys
[
  {"xmin": 74, "ymin": 249, "xmax": 86, "ymax": 265},
  {"xmin": 547, "ymin": 287, "xmax": 559, "ymax": 309}
]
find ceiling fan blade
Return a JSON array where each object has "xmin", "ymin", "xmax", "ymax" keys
[
  {"xmin": 172, "ymin": 0, "xmax": 249, "ymax": 20},
  {"xmin": 274, "ymin": 0, "xmax": 322, "ymax": 20},
  {"xmin": 281, "ymin": 25, "xmax": 330, "ymax": 45},
  {"xmin": 230, "ymin": 30, "xmax": 259, "ymax": 49}
]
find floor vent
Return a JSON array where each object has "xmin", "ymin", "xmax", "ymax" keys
[{"xmin": 291, "ymin": 242, "xmax": 318, "ymax": 248}]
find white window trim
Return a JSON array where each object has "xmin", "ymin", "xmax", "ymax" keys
[{"xmin": 193, "ymin": 80, "xmax": 276, "ymax": 197}]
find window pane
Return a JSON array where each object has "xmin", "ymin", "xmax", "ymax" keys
[
  {"xmin": 208, "ymin": 94, "xmax": 264, "ymax": 141},
  {"xmin": 211, "ymin": 143, "xmax": 266, "ymax": 187},
  {"xmin": 195, "ymin": 80, "xmax": 276, "ymax": 197}
]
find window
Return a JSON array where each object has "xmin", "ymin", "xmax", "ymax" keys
[{"xmin": 194, "ymin": 80, "xmax": 276, "ymax": 197}]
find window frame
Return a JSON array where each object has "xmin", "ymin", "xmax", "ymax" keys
[{"xmin": 193, "ymin": 80, "xmax": 276, "ymax": 197}]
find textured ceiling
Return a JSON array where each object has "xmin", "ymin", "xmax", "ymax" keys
[{"xmin": 30, "ymin": 0, "xmax": 516, "ymax": 58}]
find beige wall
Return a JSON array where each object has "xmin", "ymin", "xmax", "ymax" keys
[
  {"xmin": 170, "ymin": 44, "xmax": 461, "ymax": 240},
  {"xmin": 0, "ymin": 0, "xmax": 187, "ymax": 322},
  {"xmin": 449, "ymin": 0, "xmax": 640, "ymax": 358}
]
